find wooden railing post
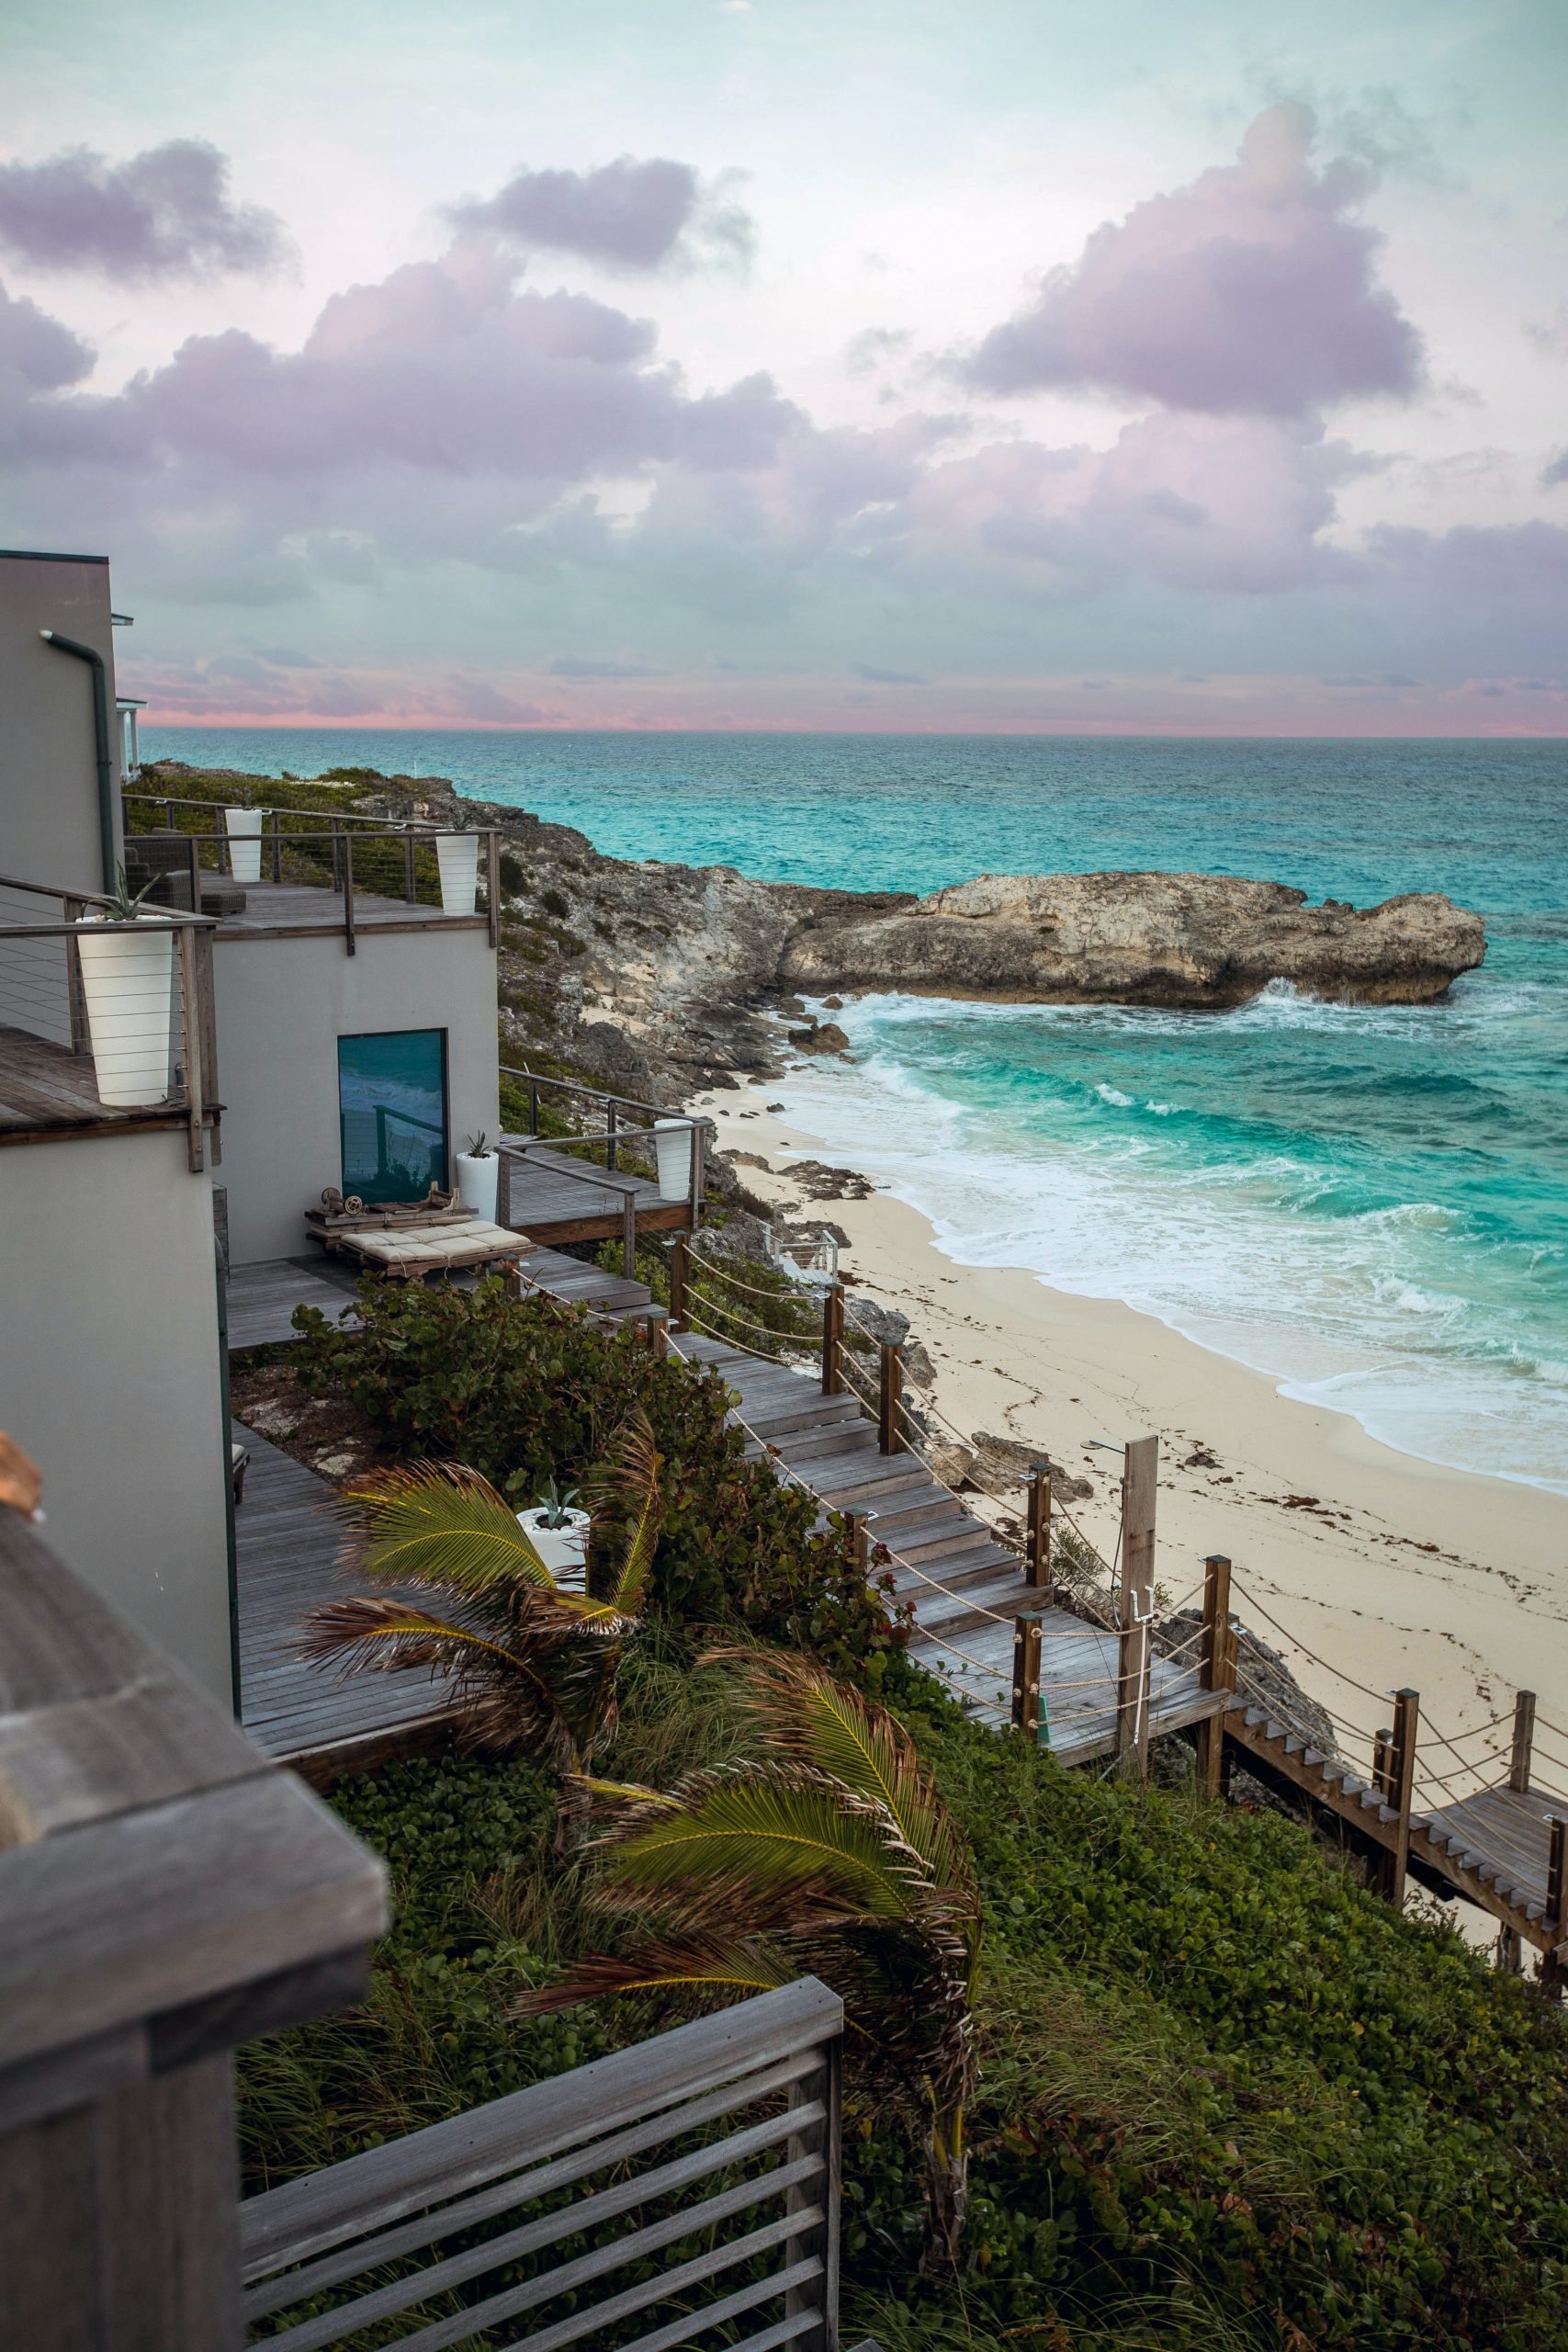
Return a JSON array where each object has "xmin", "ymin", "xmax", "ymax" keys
[
  {"xmin": 1025, "ymin": 1464, "xmax": 1053, "ymax": 1593},
  {"xmin": 403, "ymin": 821, "xmax": 417, "ymax": 901},
  {"xmin": 342, "ymin": 829, "xmax": 355, "ymax": 956},
  {"xmin": 821, "ymin": 1282, "xmax": 844, "ymax": 1396},
  {"xmin": 1011, "ymin": 1611, "xmax": 1044, "ymax": 1743},
  {"xmin": 1543, "ymin": 1818, "xmax": 1568, "ymax": 1995},
  {"xmin": 1194, "ymin": 1553, "xmax": 1232, "ymax": 1799},
  {"xmin": 330, "ymin": 814, "xmax": 342, "ymax": 892},
  {"xmin": 606, "ymin": 1100, "xmax": 618, "ymax": 1172},
  {"xmin": 186, "ymin": 830, "xmax": 201, "ymax": 913},
  {"xmin": 1378, "ymin": 1687, "xmax": 1419, "ymax": 1906},
  {"xmin": 878, "ymin": 1342, "xmax": 902, "ymax": 1454},
  {"xmin": 1112, "ymin": 1436, "xmax": 1157, "ymax": 1777},
  {"xmin": 62, "ymin": 895, "xmax": 91, "ymax": 1054},
  {"xmin": 689, "ymin": 1117, "xmax": 707, "ymax": 1229},
  {"xmin": 1372, "ymin": 1727, "xmax": 1393, "ymax": 1802},
  {"xmin": 842, "ymin": 1507, "xmax": 872, "ymax": 1579},
  {"xmin": 486, "ymin": 829, "xmax": 502, "ymax": 949},
  {"xmin": 1510, "ymin": 1690, "xmax": 1537, "ymax": 1793},
  {"xmin": 642, "ymin": 1306, "xmax": 669, "ymax": 1358},
  {"xmin": 271, "ymin": 808, "xmax": 283, "ymax": 883},
  {"xmin": 622, "ymin": 1187, "xmax": 637, "ymax": 1281},
  {"xmin": 175, "ymin": 919, "xmax": 206, "ymax": 1173},
  {"xmin": 670, "ymin": 1234, "xmax": 691, "ymax": 1332},
  {"xmin": 528, "ymin": 1073, "xmax": 540, "ymax": 1134}
]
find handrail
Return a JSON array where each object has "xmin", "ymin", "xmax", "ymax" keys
[
  {"xmin": 126, "ymin": 789, "xmax": 459, "ymax": 831},
  {"xmin": 501, "ymin": 1062, "xmax": 706, "ymax": 1129}
]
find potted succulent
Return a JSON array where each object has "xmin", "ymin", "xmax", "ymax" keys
[
  {"xmin": 514, "ymin": 1477, "xmax": 591, "ymax": 1590},
  {"xmin": 435, "ymin": 820, "xmax": 479, "ymax": 914},
  {"xmin": 455, "ymin": 1129, "xmax": 499, "ymax": 1220},
  {"xmin": 75, "ymin": 867, "xmax": 176, "ymax": 1108},
  {"xmin": 223, "ymin": 803, "xmax": 266, "ymax": 881}
]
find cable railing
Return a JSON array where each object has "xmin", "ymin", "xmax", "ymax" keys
[
  {"xmin": 0, "ymin": 872, "xmax": 220, "ymax": 1170},
  {"xmin": 121, "ymin": 792, "xmax": 502, "ymax": 952}
]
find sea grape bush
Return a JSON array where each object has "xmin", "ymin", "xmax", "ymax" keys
[{"xmin": 289, "ymin": 1273, "xmax": 905, "ymax": 1677}]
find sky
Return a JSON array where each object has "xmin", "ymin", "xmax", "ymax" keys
[{"xmin": 3, "ymin": 0, "xmax": 1566, "ymax": 735}]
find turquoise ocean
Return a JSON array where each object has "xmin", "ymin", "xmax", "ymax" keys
[{"xmin": 148, "ymin": 731, "xmax": 1568, "ymax": 1493}]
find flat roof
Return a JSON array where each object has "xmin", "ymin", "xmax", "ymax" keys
[{"xmin": 0, "ymin": 548, "xmax": 109, "ymax": 565}]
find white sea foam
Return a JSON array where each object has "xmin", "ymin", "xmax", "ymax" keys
[{"xmin": 780, "ymin": 995, "xmax": 1568, "ymax": 1494}]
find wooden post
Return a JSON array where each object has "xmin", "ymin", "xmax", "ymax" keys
[
  {"xmin": 1545, "ymin": 1817, "xmax": 1568, "ymax": 1996},
  {"xmin": 689, "ymin": 1118, "xmax": 707, "ymax": 1229},
  {"xmin": 62, "ymin": 896, "xmax": 91, "ymax": 1055},
  {"xmin": 486, "ymin": 829, "xmax": 502, "ymax": 949},
  {"xmin": 1193, "ymin": 1553, "xmax": 1233, "ymax": 1800},
  {"xmin": 842, "ymin": 1507, "xmax": 871, "ymax": 1578},
  {"xmin": 1025, "ymin": 1465, "xmax": 1053, "ymax": 1593},
  {"xmin": 342, "ymin": 829, "xmax": 355, "ymax": 956},
  {"xmin": 186, "ymin": 831, "xmax": 201, "ymax": 914},
  {"xmin": 1510, "ymin": 1690, "xmax": 1537, "ymax": 1793},
  {"xmin": 271, "ymin": 808, "xmax": 283, "ymax": 883},
  {"xmin": 330, "ymin": 814, "xmax": 342, "ymax": 892},
  {"xmin": 403, "ymin": 821, "xmax": 417, "ymax": 901},
  {"xmin": 878, "ymin": 1343, "xmax": 902, "ymax": 1454},
  {"xmin": 606, "ymin": 1100, "xmax": 618, "ymax": 1172},
  {"xmin": 1372, "ymin": 1728, "xmax": 1393, "ymax": 1802},
  {"xmin": 821, "ymin": 1282, "xmax": 844, "ymax": 1396},
  {"xmin": 622, "ymin": 1188, "xmax": 637, "ymax": 1281},
  {"xmin": 176, "ymin": 921, "xmax": 206, "ymax": 1174},
  {"xmin": 670, "ymin": 1234, "xmax": 691, "ymax": 1333},
  {"xmin": 1377, "ymin": 1687, "xmax": 1419, "ymax": 1906},
  {"xmin": 1011, "ymin": 1612, "xmax": 1044, "ymax": 1741},
  {"xmin": 642, "ymin": 1306, "xmax": 669, "ymax": 1358},
  {"xmin": 1112, "ymin": 1436, "xmax": 1157, "ymax": 1776}
]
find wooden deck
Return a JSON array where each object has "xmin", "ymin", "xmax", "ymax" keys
[
  {"xmin": 500, "ymin": 1140, "xmax": 694, "ymax": 1251},
  {"xmin": 213, "ymin": 881, "xmax": 489, "ymax": 941},
  {"xmin": 232, "ymin": 1416, "xmax": 458, "ymax": 1780},
  {"xmin": 0, "ymin": 1021, "xmax": 193, "ymax": 1144}
]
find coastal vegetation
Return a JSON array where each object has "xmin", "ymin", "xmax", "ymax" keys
[{"xmin": 242, "ymin": 1274, "xmax": 1568, "ymax": 2350}]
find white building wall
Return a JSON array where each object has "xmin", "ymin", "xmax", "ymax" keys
[
  {"xmin": 0, "ymin": 1129, "xmax": 233, "ymax": 1705},
  {"xmin": 212, "ymin": 926, "xmax": 501, "ymax": 1265}
]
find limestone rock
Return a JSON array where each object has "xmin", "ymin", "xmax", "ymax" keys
[{"xmin": 781, "ymin": 870, "xmax": 1483, "ymax": 1009}]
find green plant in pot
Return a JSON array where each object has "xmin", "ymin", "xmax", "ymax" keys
[
  {"xmin": 456, "ymin": 1128, "xmax": 500, "ymax": 1220},
  {"xmin": 301, "ymin": 1411, "xmax": 662, "ymax": 1841}
]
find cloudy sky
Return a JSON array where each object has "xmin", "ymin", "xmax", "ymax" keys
[{"xmin": 4, "ymin": 0, "xmax": 1566, "ymax": 733}]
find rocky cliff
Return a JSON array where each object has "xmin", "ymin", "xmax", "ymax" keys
[{"xmin": 146, "ymin": 761, "xmax": 1487, "ymax": 1096}]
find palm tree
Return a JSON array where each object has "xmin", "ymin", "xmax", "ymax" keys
[
  {"xmin": 513, "ymin": 1647, "xmax": 982, "ymax": 2274},
  {"xmin": 301, "ymin": 1413, "xmax": 661, "ymax": 1826}
]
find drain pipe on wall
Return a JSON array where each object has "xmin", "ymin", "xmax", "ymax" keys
[{"xmin": 40, "ymin": 629, "xmax": 116, "ymax": 892}]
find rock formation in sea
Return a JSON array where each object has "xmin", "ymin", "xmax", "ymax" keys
[{"xmin": 146, "ymin": 762, "xmax": 1488, "ymax": 1098}]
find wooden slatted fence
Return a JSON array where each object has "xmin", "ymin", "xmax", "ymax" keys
[{"xmin": 241, "ymin": 1977, "xmax": 843, "ymax": 2352}]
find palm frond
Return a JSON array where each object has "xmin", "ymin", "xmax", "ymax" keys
[
  {"xmin": 299, "ymin": 1595, "xmax": 568, "ymax": 1758},
  {"xmin": 590, "ymin": 1762, "xmax": 928, "ymax": 1925},
  {"xmin": 583, "ymin": 1409, "xmax": 663, "ymax": 1617},
  {"xmin": 337, "ymin": 1460, "xmax": 557, "ymax": 1595},
  {"xmin": 511, "ymin": 1936, "xmax": 796, "ymax": 2020},
  {"xmin": 702, "ymin": 1646, "xmax": 980, "ymax": 1910}
]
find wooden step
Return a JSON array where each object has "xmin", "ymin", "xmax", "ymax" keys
[{"xmin": 744, "ymin": 1395, "xmax": 863, "ymax": 1439}]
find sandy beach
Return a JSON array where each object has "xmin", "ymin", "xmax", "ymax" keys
[{"xmin": 695, "ymin": 1086, "xmax": 1568, "ymax": 1784}]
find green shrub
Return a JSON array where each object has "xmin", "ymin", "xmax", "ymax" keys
[{"xmin": 290, "ymin": 1274, "xmax": 904, "ymax": 1676}]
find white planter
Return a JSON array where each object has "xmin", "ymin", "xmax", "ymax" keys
[
  {"xmin": 436, "ymin": 833, "xmax": 479, "ymax": 914},
  {"xmin": 516, "ymin": 1506, "xmax": 591, "ymax": 1592},
  {"xmin": 224, "ymin": 806, "xmax": 265, "ymax": 883},
  {"xmin": 76, "ymin": 914, "xmax": 175, "ymax": 1107},
  {"xmin": 654, "ymin": 1118, "xmax": 694, "ymax": 1202},
  {"xmin": 456, "ymin": 1152, "xmax": 499, "ymax": 1220}
]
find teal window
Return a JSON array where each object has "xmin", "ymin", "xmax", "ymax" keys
[{"xmin": 338, "ymin": 1029, "xmax": 448, "ymax": 1204}]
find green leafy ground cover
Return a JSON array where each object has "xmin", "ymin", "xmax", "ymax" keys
[{"xmin": 241, "ymin": 1655, "xmax": 1568, "ymax": 2349}]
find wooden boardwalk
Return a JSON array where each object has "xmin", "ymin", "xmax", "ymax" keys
[
  {"xmin": 222, "ymin": 1250, "xmax": 1568, "ymax": 1968},
  {"xmin": 668, "ymin": 1329, "xmax": 1216, "ymax": 1769},
  {"xmin": 232, "ymin": 1417, "xmax": 458, "ymax": 1781}
]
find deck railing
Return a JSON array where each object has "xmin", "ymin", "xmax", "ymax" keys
[
  {"xmin": 0, "ymin": 870, "xmax": 220, "ymax": 1170},
  {"xmin": 500, "ymin": 1066, "xmax": 711, "ymax": 1268},
  {"xmin": 0, "ymin": 1502, "xmax": 388, "ymax": 2348},
  {"xmin": 240, "ymin": 1977, "xmax": 845, "ymax": 2352},
  {"xmin": 122, "ymin": 794, "xmax": 502, "ymax": 954}
]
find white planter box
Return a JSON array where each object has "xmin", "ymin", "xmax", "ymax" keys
[
  {"xmin": 77, "ymin": 915, "xmax": 175, "ymax": 1108},
  {"xmin": 456, "ymin": 1152, "xmax": 499, "ymax": 1220},
  {"xmin": 436, "ymin": 833, "xmax": 480, "ymax": 914},
  {"xmin": 224, "ymin": 806, "xmax": 265, "ymax": 883},
  {"xmin": 516, "ymin": 1506, "xmax": 591, "ymax": 1592},
  {"xmin": 654, "ymin": 1119, "xmax": 694, "ymax": 1202}
]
